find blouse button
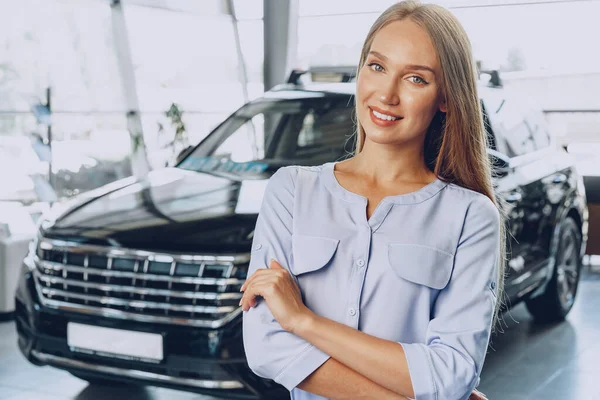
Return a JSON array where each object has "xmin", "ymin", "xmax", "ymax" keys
[
  {"xmin": 356, "ymin": 259, "xmax": 365, "ymax": 267},
  {"xmin": 490, "ymin": 281, "xmax": 496, "ymax": 290},
  {"xmin": 349, "ymin": 308, "xmax": 356, "ymax": 316},
  {"xmin": 254, "ymin": 244, "xmax": 262, "ymax": 250}
]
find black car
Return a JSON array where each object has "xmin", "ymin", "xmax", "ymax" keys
[{"xmin": 14, "ymin": 67, "xmax": 589, "ymax": 399}]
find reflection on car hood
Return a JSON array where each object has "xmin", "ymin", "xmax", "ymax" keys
[{"xmin": 42, "ymin": 168, "xmax": 277, "ymax": 253}]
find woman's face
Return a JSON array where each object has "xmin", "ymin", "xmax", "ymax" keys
[{"xmin": 356, "ymin": 18, "xmax": 447, "ymax": 148}]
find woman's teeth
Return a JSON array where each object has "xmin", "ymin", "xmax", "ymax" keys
[{"xmin": 372, "ymin": 109, "xmax": 401, "ymax": 121}]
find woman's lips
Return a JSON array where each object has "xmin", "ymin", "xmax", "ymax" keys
[{"xmin": 369, "ymin": 107, "xmax": 403, "ymax": 127}]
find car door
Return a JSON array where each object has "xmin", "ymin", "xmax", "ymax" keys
[
  {"xmin": 484, "ymin": 95, "xmax": 556, "ymax": 301},
  {"xmin": 522, "ymin": 108, "xmax": 571, "ymax": 270}
]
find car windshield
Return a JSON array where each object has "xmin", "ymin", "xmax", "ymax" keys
[{"xmin": 177, "ymin": 95, "xmax": 355, "ymax": 176}]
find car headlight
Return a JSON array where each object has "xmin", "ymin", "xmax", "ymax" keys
[
  {"xmin": 36, "ymin": 197, "xmax": 76, "ymax": 231},
  {"xmin": 22, "ymin": 232, "xmax": 41, "ymax": 273}
]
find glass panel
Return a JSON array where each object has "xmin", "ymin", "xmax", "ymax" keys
[
  {"xmin": 179, "ymin": 96, "xmax": 355, "ymax": 173},
  {"xmin": 237, "ymin": 20, "xmax": 264, "ymax": 100},
  {"xmin": 452, "ymin": 1, "xmax": 600, "ymax": 72},
  {"xmin": 501, "ymin": 121, "xmax": 536, "ymax": 158},
  {"xmin": 492, "ymin": 98, "xmax": 535, "ymax": 158},
  {"xmin": 214, "ymin": 113, "xmax": 265, "ymax": 162},
  {"xmin": 296, "ymin": 2, "xmax": 600, "ymax": 73},
  {"xmin": 525, "ymin": 111, "xmax": 551, "ymax": 150},
  {"xmin": 298, "ymin": 14, "xmax": 375, "ymax": 67},
  {"xmin": 233, "ymin": 0, "xmax": 263, "ymax": 20},
  {"xmin": 124, "ymin": 5, "xmax": 244, "ymax": 113},
  {"xmin": 0, "ymin": 0, "xmax": 123, "ymax": 112},
  {"xmin": 141, "ymin": 112, "xmax": 230, "ymax": 169},
  {"xmin": 296, "ymin": 106, "xmax": 355, "ymax": 159},
  {"xmin": 299, "ymin": 0, "xmax": 395, "ymax": 16},
  {"xmin": 48, "ymin": 114, "xmax": 133, "ymax": 198},
  {"xmin": 0, "ymin": 0, "xmax": 133, "ymax": 202}
]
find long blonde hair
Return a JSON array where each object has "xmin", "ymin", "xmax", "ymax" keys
[{"xmin": 354, "ymin": 0, "xmax": 508, "ymax": 332}]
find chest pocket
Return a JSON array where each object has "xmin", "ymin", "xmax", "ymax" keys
[
  {"xmin": 291, "ymin": 234, "xmax": 340, "ymax": 276},
  {"xmin": 387, "ymin": 243, "xmax": 454, "ymax": 290}
]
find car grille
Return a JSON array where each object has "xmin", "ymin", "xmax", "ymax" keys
[{"xmin": 32, "ymin": 238, "xmax": 248, "ymax": 328}]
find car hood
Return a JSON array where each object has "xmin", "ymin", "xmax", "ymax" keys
[{"xmin": 42, "ymin": 168, "xmax": 276, "ymax": 253}]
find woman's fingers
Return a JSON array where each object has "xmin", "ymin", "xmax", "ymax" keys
[
  {"xmin": 240, "ymin": 267, "xmax": 268, "ymax": 292},
  {"xmin": 240, "ymin": 264, "xmax": 296, "ymax": 312},
  {"xmin": 468, "ymin": 389, "xmax": 488, "ymax": 400},
  {"xmin": 241, "ymin": 280, "xmax": 281, "ymax": 311},
  {"xmin": 240, "ymin": 274, "xmax": 284, "ymax": 310},
  {"xmin": 240, "ymin": 259, "xmax": 285, "ymax": 292}
]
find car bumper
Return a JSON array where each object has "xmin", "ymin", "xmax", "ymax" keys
[{"xmin": 14, "ymin": 261, "xmax": 288, "ymax": 400}]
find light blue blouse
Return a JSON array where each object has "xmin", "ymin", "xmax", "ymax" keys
[{"xmin": 242, "ymin": 161, "xmax": 500, "ymax": 400}]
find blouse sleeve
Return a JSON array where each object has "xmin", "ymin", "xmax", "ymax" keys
[
  {"xmin": 242, "ymin": 166, "xmax": 331, "ymax": 391},
  {"xmin": 399, "ymin": 195, "xmax": 501, "ymax": 400}
]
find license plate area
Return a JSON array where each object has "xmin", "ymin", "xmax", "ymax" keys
[{"xmin": 67, "ymin": 322, "xmax": 164, "ymax": 364}]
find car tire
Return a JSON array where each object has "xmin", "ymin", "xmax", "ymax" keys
[
  {"xmin": 525, "ymin": 217, "xmax": 582, "ymax": 323},
  {"xmin": 70, "ymin": 371, "xmax": 140, "ymax": 387}
]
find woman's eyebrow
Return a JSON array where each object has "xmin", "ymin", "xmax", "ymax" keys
[{"xmin": 368, "ymin": 50, "xmax": 436, "ymax": 75}]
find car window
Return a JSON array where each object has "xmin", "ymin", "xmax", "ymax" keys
[
  {"xmin": 502, "ymin": 120, "xmax": 537, "ymax": 157},
  {"xmin": 525, "ymin": 110, "xmax": 551, "ymax": 150},
  {"xmin": 488, "ymin": 97, "xmax": 550, "ymax": 158},
  {"xmin": 295, "ymin": 106, "xmax": 354, "ymax": 160},
  {"xmin": 179, "ymin": 96, "xmax": 354, "ymax": 174},
  {"xmin": 213, "ymin": 114, "xmax": 266, "ymax": 162}
]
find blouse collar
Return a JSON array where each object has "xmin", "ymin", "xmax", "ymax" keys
[{"xmin": 320, "ymin": 161, "xmax": 448, "ymax": 206}]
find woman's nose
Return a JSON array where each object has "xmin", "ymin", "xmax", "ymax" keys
[{"xmin": 378, "ymin": 86, "xmax": 399, "ymax": 106}]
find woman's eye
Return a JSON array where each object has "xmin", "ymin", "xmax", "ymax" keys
[
  {"xmin": 367, "ymin": 62, "xmax": 384, "ymax": 72},
  {"xmin": 409, "ymin": 76, "xmax": 428, "ymax": 85}
]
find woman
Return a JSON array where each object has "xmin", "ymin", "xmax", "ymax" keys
[{"xmin": 241, "ymin": 1, "xmax": 506, "ymax": 399}]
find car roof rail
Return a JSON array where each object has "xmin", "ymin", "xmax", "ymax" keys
[{"xmin": 287, "ymin": 66, "xmax": 358, "ymax": 85}]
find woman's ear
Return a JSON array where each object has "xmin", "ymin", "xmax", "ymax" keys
[{"xmin": 439, "ymin": 97, "xmax": 447, "ymax": 113}]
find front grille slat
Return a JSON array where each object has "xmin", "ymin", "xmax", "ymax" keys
[
  {"xmin": 36, "ymin": 275, "xmax": 242, "ymax": 301},
  {"xmin": 39, "ymin": 260, "xmax": 244, "ymax": 285},
  {"xmin": 34, "ymin": 239, "xmax": 249, "ymax": 327},
  {"xmin": 39, "ymin": 287, "xmax": 236, "ymax": 314}
]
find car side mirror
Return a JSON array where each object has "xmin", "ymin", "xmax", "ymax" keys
[{"xmin": 487, "ymin": 149, "xmax": 511, "ymax": 179}]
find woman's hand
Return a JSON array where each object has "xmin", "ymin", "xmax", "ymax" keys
[
  {"xmin": 469, "ymin": 388, "xmax": 489, "ymax": 400},
  {"xmin": 240, "ymin": 259, "xmax": 312, "ymax": 333}
]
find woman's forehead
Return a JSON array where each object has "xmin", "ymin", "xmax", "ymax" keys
[{"xmin": 370, "ymin": 19, "xmax": 440, "ymax": 74}]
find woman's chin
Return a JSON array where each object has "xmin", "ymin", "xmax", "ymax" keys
[
  {"xmin": 363, "ymin": 129, "xmax": 404, "ymax": 145},
  {"xmin": 363, "ymin": 130, "xmax": 424, "ymax": 148}
]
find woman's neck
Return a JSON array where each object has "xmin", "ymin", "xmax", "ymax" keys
[{"xmin": 350, "ymin": 140, "xmax": 436, "ymax": 185}]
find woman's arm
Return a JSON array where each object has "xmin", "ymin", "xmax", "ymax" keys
[
  {"xmin": 243, "ymin": 167, "xmax": 331, "ymax": 390},
  {"xmin": 293, "ymin": 308, "xmax": 415, "ymax": 398},
  {"xmin": 299, "ymin": 358, "xmax": 487, "ymax": 400},
  {"xmin": 298, "ymin": 358, "xmax": 409, "ymax": 400}
]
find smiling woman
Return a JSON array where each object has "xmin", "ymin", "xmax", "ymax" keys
[{"xmin": 241, "ymin": 1, "xmax": 506, "ymax": 400}]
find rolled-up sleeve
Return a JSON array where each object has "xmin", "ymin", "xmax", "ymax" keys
[
  {"xmin": 400, "ymin": 195, "xmax": 501, "ymax": 400},
  {"xmin": 242, "ymin": 166, "xmax": 331, "ymax": 391}
]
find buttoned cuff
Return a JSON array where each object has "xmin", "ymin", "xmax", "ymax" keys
[
  {"xmin": 399, "ymin": 342, "xmax": 436, "ymax": 400},
  {"xmin": 274, "ymin": 344, "xmax": 331, "ymax": 391}
]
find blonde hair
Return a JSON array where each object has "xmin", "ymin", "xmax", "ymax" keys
[{"xmin": 353, "ymin": 0, "xmax": 508, "ymax": 332}]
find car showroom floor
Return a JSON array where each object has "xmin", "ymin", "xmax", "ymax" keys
[{"xmin": 1, "ymin": 259, "xmax": 600, "ymax": 400}]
